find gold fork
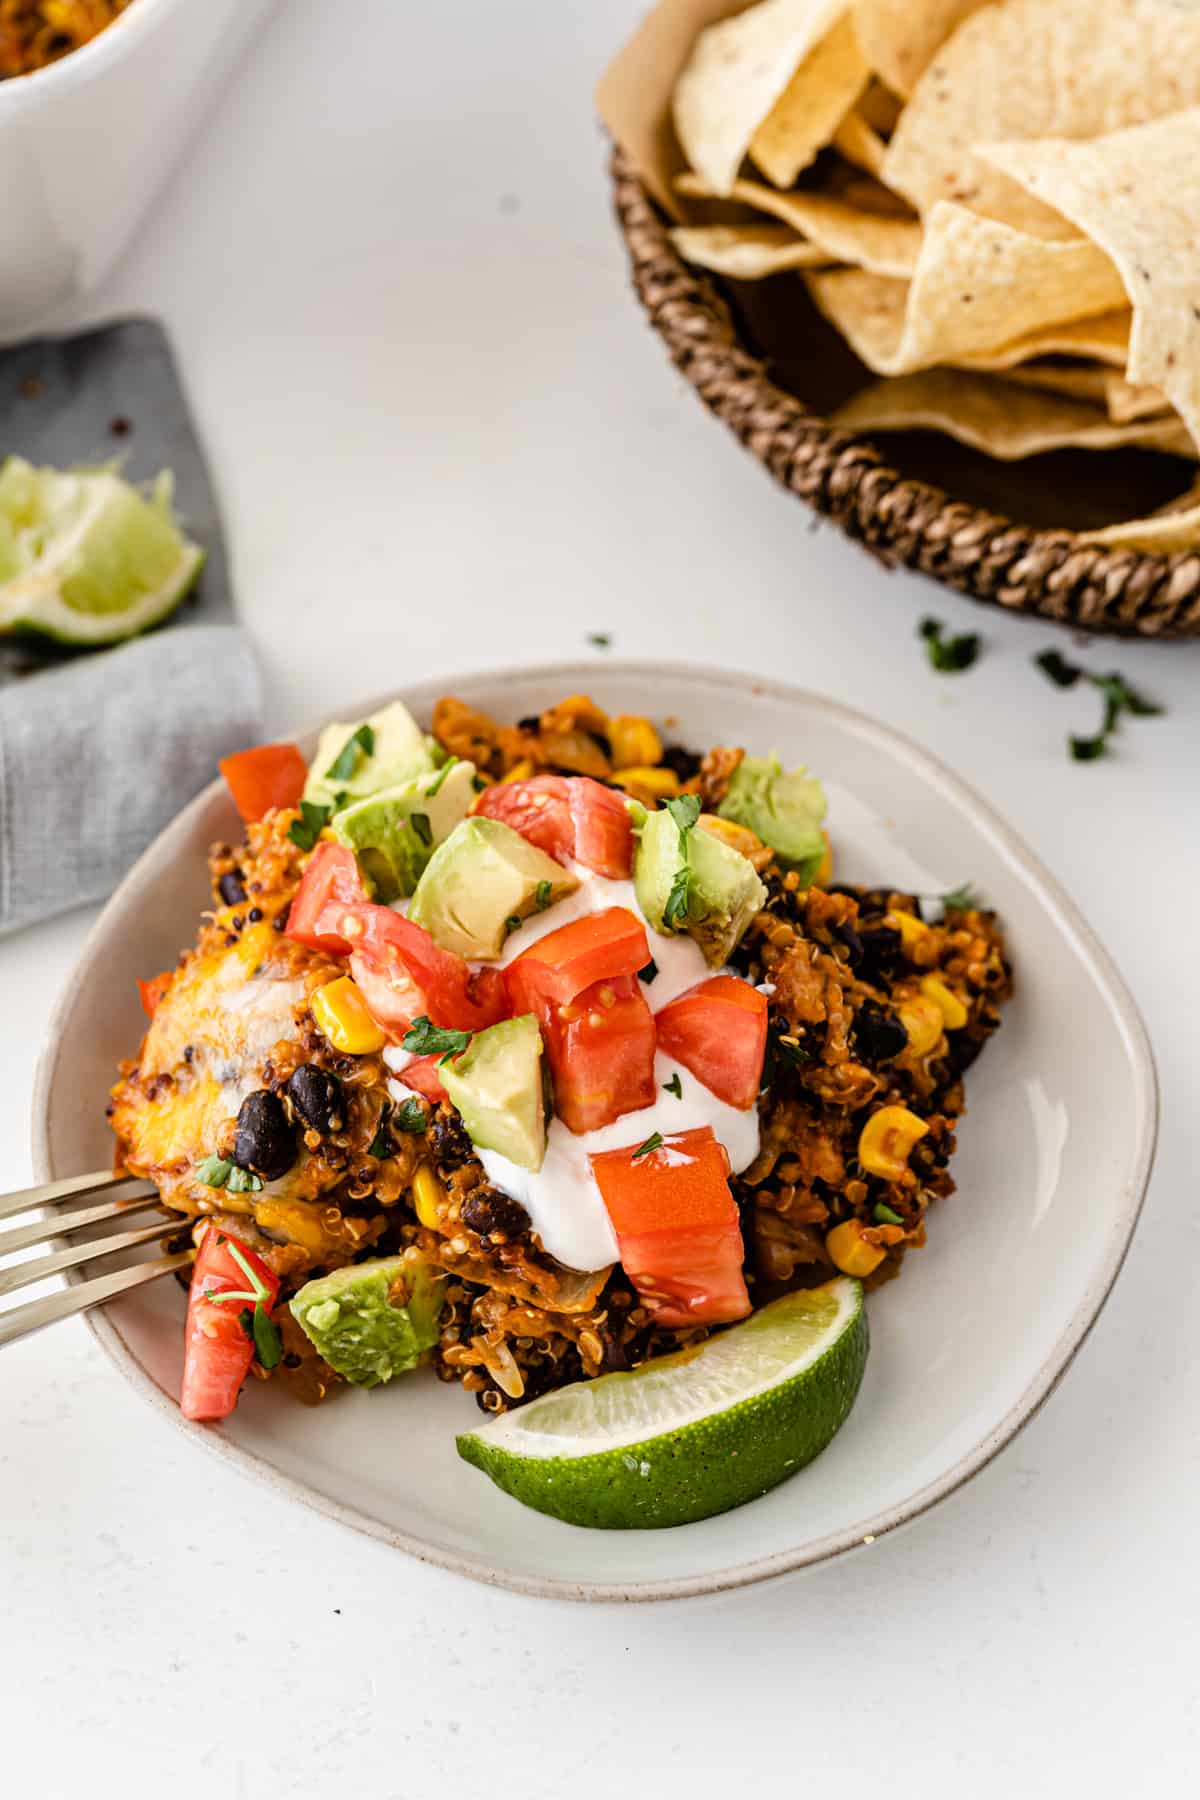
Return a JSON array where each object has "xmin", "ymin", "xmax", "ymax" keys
[{"xmin": 0, "ymin": 1169, "xmax": 191, "ymax": 1348}]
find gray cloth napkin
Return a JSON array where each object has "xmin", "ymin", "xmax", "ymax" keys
[{"xmin": 0, "ymin": 319, "xmax": 261, "ymax": 937}]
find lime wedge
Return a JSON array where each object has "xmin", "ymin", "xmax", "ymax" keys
[
  {"xmin": 457, "ymin": 1277, "xmax": 868, "ymax": 1529},
  {"xmin": 0, "ymin": 456, "xmax": 204, "ymax": 645}
]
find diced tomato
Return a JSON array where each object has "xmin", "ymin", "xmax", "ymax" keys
[
  {"xmin": 181, "ymin": 1225, "xmax": 280, "ymax": 1422},
  {"xmin": 396, "ymin": 1053, "xmax": 449, "ymax": 1104},
  {"xmin": 534, "ymin": 972, "xmax": 656, "ymax": 1134},
  {"xmin": 341, "ymin": 902, "xmax": 509, "ymax": 1035},
  {"xmin": 475, "ymin": 775, "xmax": 633, "ymax": 877},
  {"xmin": 137, "ymin": 970, "xmax": 173, "ymax": 1018},
  {"xmin": 655, "ymin": 975, "xmax": 768, "ymax": 1111},
  {"xmin": 590, "ymin": 1126, "xmax": 751, "ymax": 1328},
  {"xmin": 219, "ymin": 742, "xmax": 308, "ymax": 824},
  {"xmin": 504, "ymin": 907, "xmax": 649, "ymax": 1012},
  {"xmin": 285, "ymin": 842, "xmax": 370, "ymax": 957}
]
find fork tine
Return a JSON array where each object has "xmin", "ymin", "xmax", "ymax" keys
[
  {"xmin": 0, "ymin": 1216, "xmax": 187, "ymax": 1302},
  {"xmin": 0, "ymin": 1191, "xmax": 161, "ymax": 1258},
  {"xmin": 0, "ymin": 1168, "xmax": 149, "ymax": 1225},
  {"xmin": 0, "ymin": 1251, "xmax": 193, "ymax": 1349}
]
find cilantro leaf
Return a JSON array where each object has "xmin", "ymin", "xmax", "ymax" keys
[
  {"xmin": 663, "ymin": 863, "xmax": 693, "ymax": 929},
  {"xmin": 663, "ymin": 1072, "xmax": 683, "ymax": 1099},
  {"xmin": 252, "ymin": 1308, "xmax": 283, "ymax": 1370},
  {"xmin": 195, "ymin": 1154, "xmax": 232, "ymax": 1189},
  {"xmin": 588, "ymin": 632, "xmax": 612, "ymax": 650},
  {"xmin": 1070, "ymin": 733, "xmax": 1108, "ymax": 762},
  {"xmin": 920, "ymin": 617, "xmax": 981, "ymax": 673},
  {"xmin": 368, "ymin": 1107, "xmax": 392, "ymax": 1158},
  {"xmin": 874, "ymin": 1202, "xmax": 904, "ymax": 1226},
  {"xmin": 288, "ymin": 801, "xmax": 332, "ymax": 851},
  {"xmin": 238, "ymin": 1306, "xmax": 256, "ymax": 1346},
  {"xmin": 425, "ymin": 755, "xmax": 458, "ymax": 798},
  {"xmin": 325, "ymin": 722, "xmax": 375, "ymax": 783},
  {"xmin": 409, "ymin": 811, "xmax": 433, "ymax": 847},
  {"xmin": 941, "ymin": 882, "xmax": 976, "ymax": 911},
  {"xmin": 393, "ymin": 1095, "xmax": 429, "ymax": 1133},
  {"xmin": 664, "ymin": 793, "xmax": 702, "ymax": 834},
  {"xmin": 402, "ymin": 1015, "xmax": 471, "ymax": 1062},
  {"xmin": 225, "ymin": 1165, "xmax": 263, "ymax": 1194},
  {"xmin": 1035, "ymin": 648, "xmax": 1082, "ymax": 688},
  {"xmin": 631, "ymin": 1132, "xmax": 664, "ymax": 1160}
]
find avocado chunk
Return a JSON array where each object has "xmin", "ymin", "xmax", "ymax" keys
[
  {"xmin": 718, "ymin": 753, "xmax": 826, "ymax": 881},
  {"xmin": 304, "ymin": 699, "xmax": 437, "ymax": 810},
  {"xmin": 290, "ymin": 1256, "xmax": 445, "ymax": 1386},
  {"xmin": 330, "ymin": 759, "xmax": 476, "ymax": 901},
  {"xmin": 441, "ymin": 1015, "xmax": 547, "ymax": 1171},
  {"xmin": 408, "ymin": 817, "xmax": 577, "ymax": 960},
  {"xmin": 635, "ymin": 805, "xmax": 766, "ymax": 966}
]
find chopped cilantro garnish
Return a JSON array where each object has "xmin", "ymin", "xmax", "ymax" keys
[
  {"xmin": 874, "ymin": 1202, "xmax": 904, "ymax": 1226},
  {"xmin": 1070, "ymin": 733, "xmax": 1109, "ymax": 763},
  {"xmin": 1035, "ymin": 654, "xmax": 1163, "ymax": 760},
  {"xmin": 410, "ymin": 811, "xmax": 433, "ymax": 847},
  {"xmin": 588, "ymin": 632, "xmax": 612, "ymax": 650},
  {"xmin": 252, "ymin": 1308, "xmax": 283, "ymax": 1369},
  {"xmin": 941, "ymin": 882, "xmax": 977, "ymax": 911},
  {"xmin": 425, "ymin": 755, "xmax": 458, "ymax": 798},
  {"xmin": 663, "ymin": 864, "xmax": 693, "ymax": 930},
  {"xmin": 535, "ymin": 879, "xmax": 554, "ymax": 911},
  {"xmin": 631, "ymin": 1132, "xmax": 664, "ymax": 1160},
  {"xmin": 1034, "ymin": 648, "xmax": 1082, "ymax": 688},
  {"xmin": 325, "ymin": 722, "xmax": 375, "ymax": 783},
  {"xmin": 920, "ymin": 616, "xmax": 981, "ymax": 673},
  {"xmin": 402, "ymin": 1015, "xmax": 471, "ymax": 1062},
  {"xmin": 664, "ymin": 793, "xmax": 702, "ymax": 833},
  {"xmin": 225, "ymin": 1165, "xmax": 263, "ymax": 1194},
  {"xmin": 195, "ymin": 1154, "xmax": 232, "ymax": 1189},
  {"xmin": 393, "ymin": 1095, "xmax": 429, "ymax": 1133},
  {"xmin": 288, "ymin": 801, "xmax": 331, "ymax": 851},
  {"xmin": 639, "ymin": 958, "xmax": 659, "ymax": 984},
  {"xmin": 368, "ymin": 1106, "xmax": 392, "ymax": 1158},
  {"xmin": 663, "ymin": 1072, "xmax": 683, "ymax": 1099},
  {"xmin": 504, "ymin": 914, "xmax": 523, "ymax": 936}
]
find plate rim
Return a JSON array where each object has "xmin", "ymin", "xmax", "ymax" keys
[{"xmin": 31, "ymin": 659, "xmax": 1159, "ymax": 1603}]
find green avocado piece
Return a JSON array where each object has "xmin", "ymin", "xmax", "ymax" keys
[
  {"xmin": 441, "ymin": 1014, "xmax": 547, "ymax": 1171},
  {"xmin": 408, "ymin": 817, "xmax": 577, "ymax": 960},
  {"xmin": 304, "ymin": 699, "xmax": 438, "ymax": 810},
  {"xmin": 718, "ymin": 753, "xmax": 826, "ymax": 881},
  {"xmin": 330, "ymin": 760, "xmax": 476, "ymax": 902},
  {"xmin": 290, "ymin": 1257, "xmax": 445, "ymax": 1386},
  {"xmin": 635, "ymin": 806, "xmax": 766, "ymax": 966}
]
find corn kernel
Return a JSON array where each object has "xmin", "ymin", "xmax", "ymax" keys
[
  {"xmin": 500, "ymin": 759, "xmax": 535, "ymax": 784},
  {"xmin": 814, "ymin": 830, "xmax": 833, "ymax": 887},
  {"xmin": 884, "ymin": 908, "xmax": 932, "ymax": 950},
  {"xmin": 412, "ymin": 1164, "xmax": 444, "ymax": 1230},
  {"xmin": 310, "ymin": 976, "xmax": 387, "ymax": 1054},
  {"xmin": 610, "ymin": 766, "xmax": 681, "ymax": 799},
  {"xmin": 920, "ymin": 974, "xmax": 968, "ymax": 1030},
  {"xmin": 697, "ymin": 813, "xmax": 764, "ymax": 860},
  {"xmin": 899, "ymin": 994, "xmax": 943, "ymax": 1057},
  {"xmin": 608, "ymin": 715, "xmax": 663, "ymax": 770},
  {"xmin": 857, "ymin": 1105, "xmax": 930, "ymax": 1180},
  {"xmin": 826, "ymin": 1219, "xmax": 887, "ymax": 1278}
]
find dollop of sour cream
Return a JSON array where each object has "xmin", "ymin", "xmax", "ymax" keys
[{"xmin": 388, "ymin": 864, "xmax": 761, "ymax": 1273}]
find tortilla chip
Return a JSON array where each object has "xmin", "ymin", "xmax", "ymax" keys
[
  {"xmin": 833, "ymin": 369, "xmax": 1195, "ymax": 460},
  {"xmin": 670, "ymin": 222, "xmax": 829, "ymax": 277},
  {"xmin": 856, "ymin": 78, "xmax": 903, "ymax": 137},
  {"xmin": 678, "ymin": 170, "xmax": 920, "ymax": 274},
  {"xmin": 832, "ymin": 110, "xmax": 887, "ymax": 177},
  {"xmin": 673, "ymin": 0, "xmax": 851, "ymax": 195},
  {"xmin": 853, "ymin": 0, "xmax": 988, "ymax": 99},
  {"xmin": 804, "ymin": 203, "xmax": 1126, "ymax": 372},
  {"xmin": 1081, "ymin": 478, "xmax": 1200, "ymax": 551},
  {"xmin": 1000, "ymin": 362, "xmax": 1112, "ymax": 407},
  {"xmin": 979, "ymin": 114, "xmax": 1200, "ymax": 450},
  {"xmin": 749, "ymin": 13, "xmax": 869, "ymax": 186},
  {"xmin": 1105, "ymin": 374, "xmax": 1169, "ymax": 424},
  {"xmin": 881, "ymin": 0, "xmax": 1200, "ymax": 236}
]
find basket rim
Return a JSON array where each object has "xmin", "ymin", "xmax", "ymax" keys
[{"xmin": 609, "ymin": 146, "xmax": 1200, "ymax": 640}]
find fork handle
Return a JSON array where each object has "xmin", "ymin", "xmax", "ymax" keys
[{"xmin": 0, "ymin": 1251, "xmax": 193, "ymax": 1349}]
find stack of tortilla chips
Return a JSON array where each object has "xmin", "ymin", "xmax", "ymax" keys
[{"xmin": 599, "ymin": 0, "xmax": 1200, "ymax": 551}]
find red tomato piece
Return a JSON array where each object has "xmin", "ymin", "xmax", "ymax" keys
[
  {"xmin": 590, "ymin": 1126, "xmax": 750, "ymax": 1328},
  {"xmin": 181, "ymin": 1225, "xmax": 280, "ymax": 1422},
  {"xmin": 285, "ymin": 842, "xmax": 370, "ymax": 957},
  {"xmin": 655, "ymin": 975, "xmax": 768, "ymax": 1111},
  {"xmin": 504, "ymin": 906, "xmax": 650, "ymax": 1012},
  {"xmin": 475, "ymin": 775, "xmax": 634, "ymax": 877},
  {"xmin": 137, "ymin": 970, "xmax": 173, "ymax": 1018},
  {"xmin": 341, "ymin": 902, "xmax": 509, "ymax": 1035},
  {"xmin": 537, "ymin": 972, "xmax": 657, "ymax": 1134},
  {"xmin": 395, "ymin": 1053, "xmax": 449, "ymax": 1104},
  {"xmin": 219, "ymin": 742, "xmax": 308, "ymax": 824}
]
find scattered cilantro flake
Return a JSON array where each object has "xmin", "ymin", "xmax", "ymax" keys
[
  {"xmin": 225, "ymin": 1165, "xmax": 263, "ymax": 1194},
  {"xmin": 1070, "ymin": 733, "xmax": 1109, "ymax": 763},
  {"xmin": 410, "ymin": 811, "xmax": 433, "ymax": 847},
  {"xmin": 631, "ymin": 1131, "xmax": 664, "ymax": 1160},
  {"xmin": 663, "ymin": 863, "xmax": 693, "ymax": 930},
  {"xmin": 588, "ymin": 632, "xmax": 612, "ymax": 650},
  {"xmin": 402, "ymin": 1015, "xmax": 471, "ymax": 1062},
  {"xmin": 368, "ymin": 1107, "xmax": 393, "ymax": 1158},
  {"xmin": 663, "ymin": 1072, "xmax": 683, "ymax": 1099},
  {"xmin": 325, "ymin": 722, "xmax": 375, "ymax": 783},
  {"xmin": 639, "ymin": 958, "xmax": 659, "ymax": 985},
  {"xmin": 941, "ymin": 882, "xmax": 977, "ymax": 911},
  {"xmin": 471, "ymin": 773, "xmax": 488, "ymax": 794},
  {"xmin": 195, "ymin": 1154, "xmax": 232, "ymax": 1189},
  {"xmin": 393, "ymin": 1095, "xmax": 429, "ymax": 1133},
  {"xmin": 664, "ymin": 793, "xmax": 702, "ymax": 833},
  {"xmin": 425, "ymin": 755, "xmax": 458, "ymax": 798},
  {"xmin": 238, "ymin": 1307, "xmax": 256, "ymax": 1346},
  {"xmin": 535, "ymin": 879, "xmax": 554, "ymax": 911},
  {"xmin": 874, "ymin": 1202, "xmax": 904, "ymax": 1226},
  {"xmin": 1092, "ymin": 670, "xmax": 1162, "ymax": 728},
  {"xmin": 920, "ymin": 616, "xmax": 981, "ymax": 673},
  {"xmin": 504, "ymin": 914, "xmax": 523, "ymax": 936},
  {"xmin": 252, "ymin": 1309, "xmax": 283, "ymax": 1370},
  {"xmin": 1035, "ymin": 648, "xmax": 1082, "ymax": 688},
  {"xmin": 288, "ymin": 801, "xmax": 331, "ymax": 851}
]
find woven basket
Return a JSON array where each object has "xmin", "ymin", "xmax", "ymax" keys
[{"xmin": 610, "ymin": 149, "xmax": 1200, "ymax": 639}]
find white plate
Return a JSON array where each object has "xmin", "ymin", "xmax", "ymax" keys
[{"xmin": 31, "ymin": 663, "xmax": 1157, "ymax": 1602}]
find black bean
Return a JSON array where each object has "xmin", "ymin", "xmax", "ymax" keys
[
  {"xmin": 234, "ymin": 1089, "xmax": 297, "ymax": 1181},
  {"xmin": 854, "ymin": 1001, "xmax": 908, "ymax": 1064},
  {"xmin": 429, "ymin": 1112, "xmax": 473, "ymax": 1167},
  {"xmin": 659, "ymin": 744, "xmax": 702, "ymax": 781},
  {"xmin": 218, "ymin": 871, "xmax": 247, "ymax": 906},
  {"xmin": 833, "ymin": 920, "xmax": 864, "ymax": 965},
  {"xmin": 517, "ymin": 715, "xmax": 540, "ymax": 734},
  {"xmin": 286, "ymin": 1064, "xmax": 344, "ymax": 1134},
  {"xmin": 856, "ymin": 925, "xmax": 903, "ymax": 983},
  {"xmin": 946, "ymin": 1031, "xmax": 985, "ymax": 1075},
  {"xmin": 461, "ymin": 1187, "xmax": 530, "ymax": 1239}
]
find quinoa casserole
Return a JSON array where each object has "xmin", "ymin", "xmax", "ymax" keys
[
  {"xmin": 108, "ymin": 692, "xmax": 1010, "ymax": 1521},
  {"xmin": 0, "ymin": 0, "xmax": 133, "ymax": 77}
]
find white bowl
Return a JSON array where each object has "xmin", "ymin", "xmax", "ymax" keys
[
  {"xmin": 0, "ymin": 0, "xmax": 276, "ymax": 341},
  {"xmin": 32, "ymin": 663, "xmax": 1157, "ymax": 1601}
]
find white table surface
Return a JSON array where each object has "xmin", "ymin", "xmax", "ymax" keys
[{"xmin": 3, "ymin": 3, "xmax": 1198, "ymax": 1792}]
